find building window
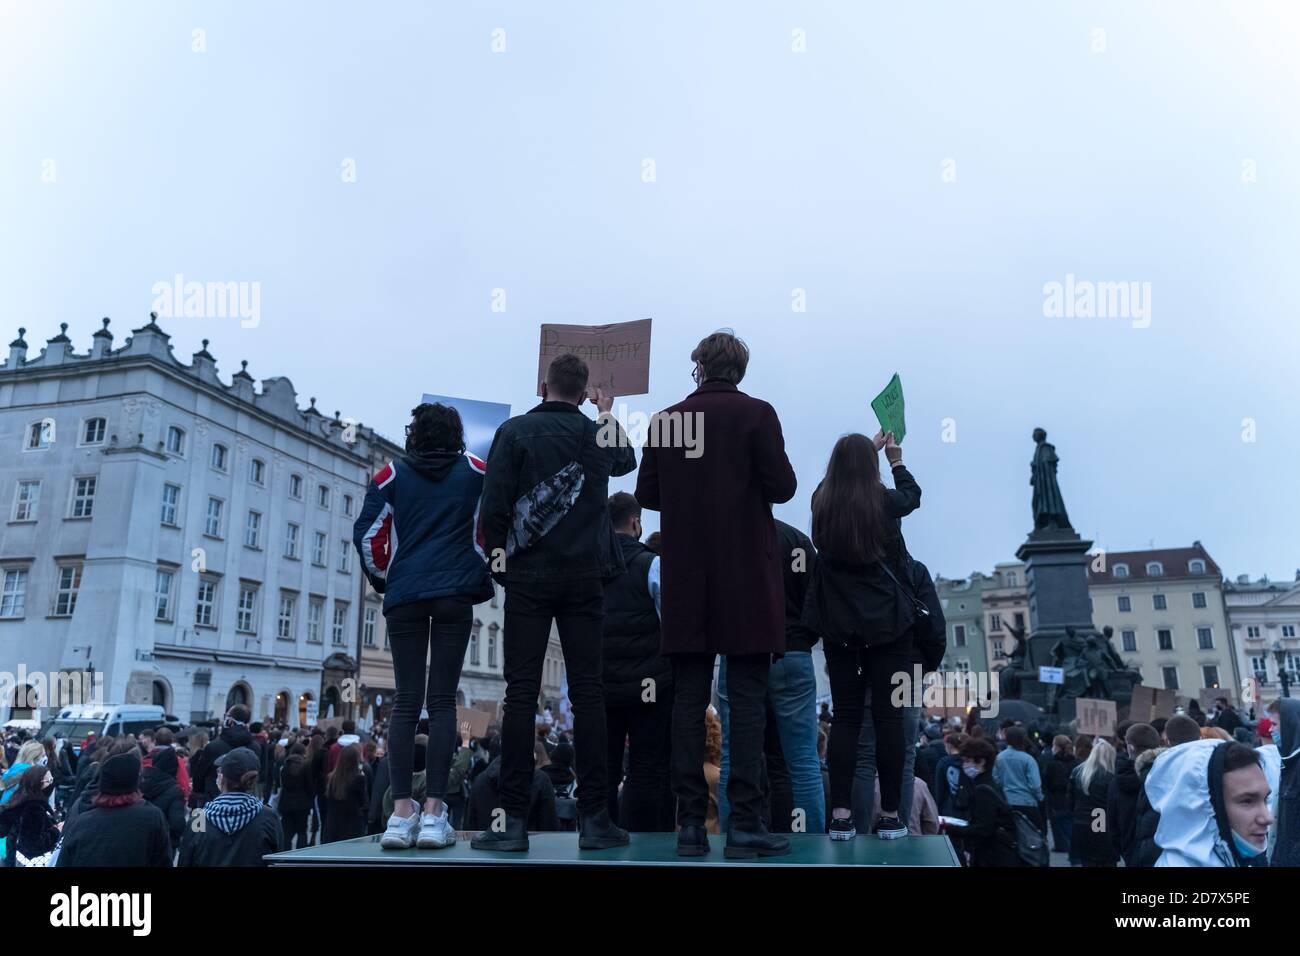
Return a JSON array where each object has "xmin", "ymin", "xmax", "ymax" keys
[
  {"xmin": 337, "ymin": 542, "xmax": 350, "ymax": 574},
  {"xmin": 1250, "ymin": 656, "xmax": 1268, "ymax": 679},
  {"xmin": 331, "ymin": 602, "xmax": 348, "ymax": 646},
  {"xmin": 81, "ymin": 417, "xmax": 106, "ymax": 445},
  {"xmin": 306, "ymin": 598, "xmax": 324, "ymax": 643},
  {"xmin": 250, "ymin": 458, "xmax": 266, "ymax": 485},
  {"xmin": 1188, "ymin": 559, "xmax": 1206, "ymax": 574},
  {"xmin": 992, "ymin": 639, "xmax": 1004, "ymax": 659},
  {"xmin": 278, "ymin": 592, "xmax": 297, "ymax": 640},
  {"xmin": 236, "ymin": 585, "xmax": 258, "ymax": 633},
  {"xmin": 1, "ymin": 569, "xmax": 28, "ymax": 619},
  {"xmin": 1247, "ymin": 625, "xmax": 1261, "ymax": 639},
  {"xmin": 1162, "ymin": 666, "xmax": 1179, "ymax": 690},
  {"xmin": 318, "ymin": 484, "xmax": 331, "ymax": 510},
  {"xmin": 245, "ymin": 510, "xmax": 262, "ymax": 549},
  {"xmin": 488, "ymin": 628, "xmax": 498, "ymax": 667},
  {"xmin": 154, "ymin": 568, "xmax": 174, "ymax": 622},
  {"xmin": 53, "ymin": 564, "xmax": 82, "ymax": 617},
  {"xmin": 1197, "ymin": 627, "xmax": 1214, "ymax": 650},
  {"xmin": 1006, "ymin": 572, "xmax": 1018, "ymax": 587},
  {"xmin": 25, "ymin": 420, "xmax": 54, "ymax": 450},
  {"xmin": 1117, "ymin": 596, "xmax": 1131, "ymax": 613},
  {"xmin": 1152, "ymin": 594, "xmax": 1167, "ymax": 610},
  {"xmin": 343, "ymin": 494, "xmax": 354, "ymax": 517},
  {"xmin": 289, "ymin": 474, "xmax": 303, "ymax": 500},
  {"xmin": 1113, "ymin": 564, "xmax": 1129, "ymax": 579},
  {"xmin": 69, "ymin": 477, "xmax": 96, "ymax": 518},
  {"xmin": 1121, "ymin": 630, "xmax": 1137, "ymax": 652},
  {"xmin": 989, "ymin": 613, "xmax": 1003, "ymax": 632},
  {"xmin": 12, "ymin": 480, "xmax": 40, "ymax": 521},
  {"xmin": 211, "ymin": 443, "xmax": 229, "ymax": 472},
  {"xmin": 470, "ymin": 624, "xmax": 480, "ymax": 665},
  {"xmin": 1202, "ymin": 666, "xmax": 1220, "ymax": 689},
  {"xmin": 195, "ymin": 577, "xmax": 218, "ymax": 628},
  {"xmin": 1284, "ymin": 625, "xmax": 1297, "ymax": 638},
  {"xmin": 1192, "ymin": 591, "xmax": 1207, "ymax": 609},
  {"xmin": 1014, "ymin": 612, "xmax": 1025, "ymax": 629},
  {"xmin": 166, "ymin": 426, "xmax": 186, "ymax": 455},
  {"xmin": 204, "ymin": 497, "xmax": 224, "ymax": 537},
  {"xmin": 1157, "ymin": 629, "xmax": 1174, "ymax": 651},
  {"xmin": 285, "ymin": 523, "xmax": 301, "ymax": 559},
  {"xmin": 312, "ymin": 532, "xmax": 327, "ymax": 566},
  {"xmin": 363, "ymin": 607, "xmax": 377, "ymax": 647},
  {"xmin": 953, "ymin": 624, "xmax": 966, "ymax": 647},
  {"xmin": 1146, "ymin": 561, "xmax": 1164, "ymax": 577},
  {"xmin": 161, "ymin": 483, "xmax": 181, "ymax": 526}
]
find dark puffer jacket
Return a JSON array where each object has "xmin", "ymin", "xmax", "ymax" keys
[
  {"xmin": 601, "ymin": 534, "xmax": 670, "ymax": 706},
  {"xmin": 141, "ymin": 749, "xmax": 187, "ymax": 849}
]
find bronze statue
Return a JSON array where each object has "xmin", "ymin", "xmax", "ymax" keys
[{"xmin": 1030, "ymin": 428, "xmax": 1072, "ymax": 532}]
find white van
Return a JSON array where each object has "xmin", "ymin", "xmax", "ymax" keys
[{"xmin": 38, "ymin": 704, "xmax": 170, "ymax": 754}]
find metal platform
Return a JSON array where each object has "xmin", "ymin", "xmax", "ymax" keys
[{"xmin": 266, "ymin": 832, "xmax": 962, "ymax": 867}]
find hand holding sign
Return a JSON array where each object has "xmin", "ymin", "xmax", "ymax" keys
[{"xmin": 871, "ymin": 373, "xmax": 906, "ymax": 444}]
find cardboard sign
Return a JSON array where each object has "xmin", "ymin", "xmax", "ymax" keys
[
  {"xmin": 420, "ymin": 393, "xmax": 511, "ymax": 460},
  {"xmin": 1199, "ymin": 687, "xmax": 1237, "ymax": 711},
  {"xmin": 1129, "ymin": 685, "xmax": 1177, "ymax": 723},
  {"xmin": 1075, "ymin": 698, "xmax": 1117, "ymax": 738},
  {"xmin": 537, "ymin": 319, "xmax": 652, "ymax": 397},
  {"xmin": 470, "ymin": 699, "xmax": 500, "ymax": 724},
  {"xmin": 1039, "ymin": 666, "xmax": 1064, "ymax": 685},
  {"xmin": 870, "ymin": 373, "xmax": 906, "ymax": 444},
  {"xmin": 457, "ymin": 706, "xmax": 491, "ymax": 742},
  {"xmin": 304, "ymin": 699, "xmax": 318, "ymax": 727}
]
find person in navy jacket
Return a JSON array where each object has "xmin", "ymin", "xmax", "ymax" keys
[{"xmin": 354, "ymin": 402, "xmax": 493, "ymax": 851}]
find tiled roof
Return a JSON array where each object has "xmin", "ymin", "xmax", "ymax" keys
[{"xmin": 1088, "ymin": 543, "xmax": 1219, "ymax": 584}]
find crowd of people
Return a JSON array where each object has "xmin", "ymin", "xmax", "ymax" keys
[{"xmin": 2, "ymin": 329, "xmax": 1296, "ymax": 867}]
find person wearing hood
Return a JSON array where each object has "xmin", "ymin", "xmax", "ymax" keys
[
  {"xmin": 56, "ymin": 751, "xmax": 172, "ymax": 867},
  {"xmin": 1129, "ymin": 714, "xmax": 1203, "ymax": 866},
  {"xmin": 1107, "ymin": 722, "xmax": 1161, "ymax": 866},
  {"xmin": 1145, "ymin": 738, "xmax": 1273, "ymax": 867},
  {"xmin": 354, "ymin": 402, "xmax": 494, "ymax": 852},
  {"xmin": 190, "ymin": 705, "xmax": 255, "ymax": 808},
  {"xmin": 179, "ymin": 747, "xmax": 282, "ymax": 866},
  {"xmin": 141, "ymin": 746, "xmax": 187, "ymax": 849},
  {"xmin": 1265, "ymin": 697, "xmax": 1300, "ymax": 865},
  {"xmin": 0, "ymin": 765, "xmax": 60, "ymax": 866}
]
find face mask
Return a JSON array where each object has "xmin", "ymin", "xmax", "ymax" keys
[
  {"xmin": 1272, "ymin": 729, "xmax": 1282, "ymax": 747},
  {"xmin": 1231, "ymin": 830, "xmax": 1265, "ymax": 859},
  {"xmin": 963, "ymin": 765, "xmax": 981, "ymax": 779}
]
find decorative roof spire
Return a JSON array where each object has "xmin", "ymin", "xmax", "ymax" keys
[
  {"xmin": 48, "ymin": 322, "xmax": 71, "ymax": 344},
  {"xmin": 9, "ymin": 327, "xmax": 26, "ymax": 349},
  {"xmin": 194, "ymin": 338, "xmax": 215, "ymax": 360},
  {"xmin": 134, "ymin": 311, "xmax": 169, "ymax": 336},
  {"xmin": 305, "ymin": 396, "xmax": 322, "ymax": 416},
  {"xmin": 92, "ymin": 317, "xmax": 113, "ymax": 339},
  {"xmin": 233, "ymin": 359, "xmax": 254, "ymax": 381}
]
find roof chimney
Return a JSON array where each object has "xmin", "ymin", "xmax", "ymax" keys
[{"xmin": 1237, "ymin": 574, "xmax": 1250, "ymax": 585}]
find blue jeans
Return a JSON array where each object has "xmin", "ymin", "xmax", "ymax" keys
[
  {"xmin": 718, "ymin": 651, "xmax": 826, "ymax": 835},
  {"xmin": 849, "ymin": 687, "xmax": 920, "ymax": 833}
]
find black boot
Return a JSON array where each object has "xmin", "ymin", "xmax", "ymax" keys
[
  {"xmin": 578, "ymin": 808, "xmax": 630, "ymax": 850},
  {"xmin": 725, "ymin": 824, "xmax": 791, "ymax": 859},
  {"xmin": 676, "ymin": 824, "xmax": 710, "ymax": 857},
  {"xmin": 470, "ymin": 813, "xmax": 529, "ymax": 852}
]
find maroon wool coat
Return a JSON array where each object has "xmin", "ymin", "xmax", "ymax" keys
[{"xmin": 634, "ymin": 380, "xmax": 797, "ymax": 656}]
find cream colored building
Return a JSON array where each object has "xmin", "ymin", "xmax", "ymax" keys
[
  {"xmin": 983, "ymin": 562, "xmax": 1029, "ymax": 668},
  {"xmin": 1087, "ymin": 544, "xmax": 1238, "ymax": 697}
]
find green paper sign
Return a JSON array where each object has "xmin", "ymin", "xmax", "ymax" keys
[{"xmin": 870, "ymin": 373, "xmax": 906, "ymax": 444}]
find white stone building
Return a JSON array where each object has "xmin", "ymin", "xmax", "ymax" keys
[{"xmin": 1223, "ymin": 573, "xmax": 1300, "ymax": 705}]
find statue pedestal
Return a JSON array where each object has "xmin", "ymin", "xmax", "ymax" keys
[{"xmin": 1016, "ymin": 529, "xmax": 1095, "ymax": 640}]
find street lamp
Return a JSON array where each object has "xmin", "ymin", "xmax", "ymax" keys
[{"xmin": 1272, "ymin": 641, "xmax": 1292, "ymax": 699}]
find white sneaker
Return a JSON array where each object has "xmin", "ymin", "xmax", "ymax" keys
[
  {"xmin": 380, "ymin": 811, "xmax": 420, "ymax": 849},
  {"xmin": 417, "ymin": 808, "xmax": 456, "ymax": 849}
]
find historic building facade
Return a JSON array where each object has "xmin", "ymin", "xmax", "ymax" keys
[
  {"xmin": 935, "ymin": 571, "xmax": 993, "ymax": 677},
  {"xmin": 1223, "ymin": 572, "xmax": 1300, "ymax": 704}
]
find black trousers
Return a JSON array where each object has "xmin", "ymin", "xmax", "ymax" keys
[
  {"xmin": 385, "ymin": 597, "xmax": 474, "ymax": 803},
  {"xmin": 281, "ymin": 809, "xmax": 309, "ymax": 850},
  {"xmin": 501, "ymin": 578, "xmax": 608, "ymax": 818},
  {"xmin": 672, "ymin": 652, "xmax": 769, "ymax": 831},
  {"xmin": 605, "ymin": 686, "xmax": 674, "ymax": 831},
  {"xmin": 825, "ymin": 637, "xmax": 912, "ymax": 815}
]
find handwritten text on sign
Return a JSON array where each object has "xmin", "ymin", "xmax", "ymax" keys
[{"xmin": 537, "ymin": 319, "xmax": 652, "ymax": 397}]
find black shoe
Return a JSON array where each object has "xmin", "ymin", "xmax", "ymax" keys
[
  {"xmin": 470, "ymin": 814, "xmax": 529, "ymax": 852},
  {"xmin": 874, "ymin": 816, "xmax": 909, "ymax": 840},
  {"xmin": 578, "ymin": 808, "xmax": 630, "ymax": 850},
  {"xmin": 676, "ymin": 824, "xmax": 710, "ymax": 857},
  {"xmin": 725, "ymin": 825, "xmax": 791, "ymax": 859},
  {"xmin": 829, "ymin": 817, "xmax": 857, "ymax": 841}
]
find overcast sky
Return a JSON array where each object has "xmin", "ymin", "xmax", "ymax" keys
[{"xmin": 3, "ymin": 0, "xmax": 1298, "ymax": 582}]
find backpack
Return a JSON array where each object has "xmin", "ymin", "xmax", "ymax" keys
[
  {"xmin": 907, "ymin": 559, "xmax": 947, "ymax": 672},
  {"xmin": 506, "ymin": 426, "xmax": 586, "ymax": 557}
]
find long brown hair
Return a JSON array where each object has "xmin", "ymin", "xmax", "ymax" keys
[
  {"xmin": 811, "ymin": 433, "xmax": 887, "ymax": 563},
  {"xmin": 326, "ymin": 744, "xmax": 361, "ymax": 801}
]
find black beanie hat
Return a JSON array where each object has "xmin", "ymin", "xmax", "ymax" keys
[{"xmin": 99, "ymin": 752, "xmax": 142, "ymax": 796}]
